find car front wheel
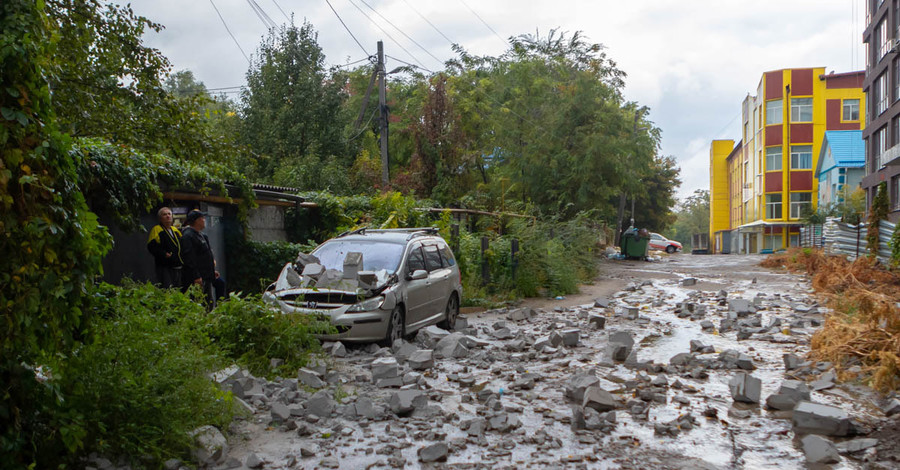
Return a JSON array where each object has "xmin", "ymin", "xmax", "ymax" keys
[
  {"xmin": 666, "ymin": 245, "xmax": 676, "ymax": 253},
  {"xmin": 383, "ymin": 305, "xmax": 405, "ymax": 345},
  {"xmin": 438, "ymin": 293, "xmax": 459, "ymax": 330}
]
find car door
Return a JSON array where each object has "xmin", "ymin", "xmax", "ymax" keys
[
  {"xmin": 402, "ymin": 244, "xmax": 431, "ymax": 326},
  {"xmin": 422, "ymin": 243, "xmax": 451, "ymax": 322}
]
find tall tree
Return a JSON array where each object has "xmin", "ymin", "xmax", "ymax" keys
[
  {"xmin": 670, "ymin": 189, "xmax": 710, "ymax": 245},
  {"xmin": 46, "ymin": 1, "xmax": 238, "ymax": 164},
  {"xmin": 240, "ymin": 20, "xmax": 347, "ymax": 184}
]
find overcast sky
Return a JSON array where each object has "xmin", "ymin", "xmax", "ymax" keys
[{"xmin": 130, "ymin": 0, "xmax": 867, "ymax": 201}]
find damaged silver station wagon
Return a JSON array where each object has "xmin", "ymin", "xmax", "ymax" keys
[{"xmin": 263, "ymin": 228, "xmax": 462, "ymax": 344}]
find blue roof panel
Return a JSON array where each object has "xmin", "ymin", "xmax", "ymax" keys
[{"xmin": 823, "ymin": 130, "xmax": 864, "ymax": 167}]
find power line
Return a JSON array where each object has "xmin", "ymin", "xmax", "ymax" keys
[
  {"xmin": 334, "ymin": 56, "xmax": 376, "ymax": 69},
  {"xmin": 209, "ymin": 0, "xmax": 251, "ymax": 64},
  {"xmin": 385, "ymin": 54, "xmax": 433, "ymax": 74},
  {"xmin": 400, "ymin": 0, "xmax": 455, "ymax": 46},
  {"xmin": 357, "ymin": 0, "xmax": 444, "ymax": 66},
  {"xmin": 346, "ymin": 0, "xmax": 429, "ymax": 70},
  {"xmin": 345, "ymin": 107, "xmax": 378, "ymax": 142},
  {"xmin": 325, "ymin": 0, "xmax": 371, "ymax": 58},
  {"xmin": 246, "ymin": 0, "xmax": 276, "ymax": 29},
  {"xmin": 458, "ymin": 0, "xmax": 507, "ymax": 47},
  {"xmin": 206, "ymin": 85, "xmax": 244, "ymax": 91},
  {"xmin": 271, "ymin": 0, "xmax": 290, "ymax": 22}
]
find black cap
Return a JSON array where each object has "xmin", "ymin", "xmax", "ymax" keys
[{"xmin": 184, "ymin": 210, "xmax": 207, "ymax": 225}]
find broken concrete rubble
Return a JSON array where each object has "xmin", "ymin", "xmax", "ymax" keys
[
  {"xmin": 607, "ymin": 331, "xmax": 634, "ymax": 362},
  {"xmin": 792, "ymin": 401, "xmax": 851, "ymax": 436},
  {"xmin": 800, "ymin": 435, "xmax": 840, "ymax": 464},
  {"xmin": 765, "ymin": 380, "xmax": 810, "ymax": 411},
  {"xmin": 729, "ymin": 373, "xmax": 761, "ymax": 403},
  {"xmin": 190, "ymin": 425, "xmax": 227, "ymax": 465},
  {"xmin": 564, "ymin": 373, "xmax": 600, "ymax": 403},
  {"xmin": 582, "ymin": 385, "xmax": 619, "ymax": 412}
]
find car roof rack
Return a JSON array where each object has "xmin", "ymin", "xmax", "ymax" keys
[
  {"xmin": 337, "ymin": 226, "xmax": 368, "ymax": 238},
  {"xmin": 365, "ymin": 227, "xmax": 440, "ymax": 240}
]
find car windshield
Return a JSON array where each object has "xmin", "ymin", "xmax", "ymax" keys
[{"xmin": 312, "ymin": 240, "xmax": 405, "ymax": 274}]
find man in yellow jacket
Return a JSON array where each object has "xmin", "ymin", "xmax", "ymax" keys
[{"xmin": 147, "ymin": 207, "xmax": 183, "ymax": 288}]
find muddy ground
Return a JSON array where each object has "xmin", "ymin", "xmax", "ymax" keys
[{"xmin": 206, "ymin": 254, "xmax": 900, "ymax": 470}]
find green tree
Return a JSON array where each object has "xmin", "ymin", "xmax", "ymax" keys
[
  {"xmin": 867, "ymin": 181, "xmax": 889, "ymax": 257},
  {"xmin": 670, "ymin": 189, "xmax": 710, "ymax": 246},
  {"xmin": 240, "ymin": 20, "xmax": 347, "ymax": 184},
  {"xmin": 45, "ymin": 1, "xmax": 240, "ymax": 165},
  {"xmin": 1, "ymin": 1, "xmax": 112, "ymax": 463},
  {"xmin": 632, "ymin": 155, "xmax": 682, "ymax": 231}
]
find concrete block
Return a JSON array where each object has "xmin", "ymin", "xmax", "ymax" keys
[
  {"xmin": 408, "ymin": 349, "xmax": 434, "ymax": 370},
  {"xmin": 389, "ymin": 390, "xmax": 427, "ymax": 416},
  {"xmin": 358, "ymin": 271, "xmax": 378, "ymax": 289},
  {"xmin": 298, "ymin": 368, "xmax": 325, "ymax": 389},
  {"xmin": 588, "ymin": 314, "xmax": 606, "ymax": 329},
  {"xmin": 561, "ymin": 328, "xmax": 580, "ymax": 347},
  {"xmin": 801, "ymin": 435, "xmax": 840, "ymax": 464},
  {"xmin": 792, "ymin": 401, "xmax": 851, "ymax": 436},
  {"xmin": 371, "ymin": 357, "xmax": 399, "ymax": 380},
  {"xmin": 582, "ymin": 385, "xmax": 619, "ymax": 412},
  {"xmin": 729, "ymin": 373, "xmax": 761, "ymax": 403},
  {"xmin": 564, "ymin": 373, "xmax": 600, "ymax": 402},
  {"xmin": 342, "ymin": 252, "xmax": 363, "ymax": 279},
  {"xmin": 765, "ymin": 380, "xmax": 810, "ymax": 411},
  {"xmin": 301, "ymin": 263, "xmax": 325, "ymax": 278}
]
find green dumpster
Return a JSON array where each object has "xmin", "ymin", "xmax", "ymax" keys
[{"xmin": 620, "ymin": 228, "xmax": 649, "ymax": 259}]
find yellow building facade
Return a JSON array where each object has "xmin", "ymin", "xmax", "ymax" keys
[{"xmin": 709, "ymin": 68, "xmax": 865, "ymax": 253}]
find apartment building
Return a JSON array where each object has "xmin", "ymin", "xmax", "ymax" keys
[
  {"xmin": 709, "ymin": 68, "xmax": 866, "ymax": 253},
  {"xmin": 862, "ymin": 0, "xmax": 900, "ymax": 222}
]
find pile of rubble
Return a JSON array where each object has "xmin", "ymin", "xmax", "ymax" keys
[{"xmin": 152, "ymin": 273, "xmax": 900, "ymax": 469}]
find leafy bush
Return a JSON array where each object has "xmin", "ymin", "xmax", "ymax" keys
[
  {"xmin": 226, "ymin": 235, "xmax": 317, "ymax": 294},
  {"xmin": 51, "ymin": 283, "xmax": 234, "ymax": 466},
  {"xmin": 206, "ymin": 294, "xmax": 333, "ymax": 378}
]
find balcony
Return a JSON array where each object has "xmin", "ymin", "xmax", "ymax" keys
[{"xmin": 882, "ymin": 143, "xmax": 900, "ymax": 167}]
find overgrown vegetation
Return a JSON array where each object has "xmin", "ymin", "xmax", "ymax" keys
[
  {"xmin": 760, "ymin": 248, "xmax": 900, "ymax": 391},
  {"xmin": 55, "ymin": 283, "xmax": 235, "ymax": 464},
  {"xmin": 867, "ymin": 182, "xmax": 889, "ymax": 257},
  {"xmin": 205, "ymin": 294, "xmax": 332, "ymax": 377}
]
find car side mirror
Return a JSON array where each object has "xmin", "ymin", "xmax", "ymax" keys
[{"xmin": 407, "ymin": 269, "xmax": 427, "ymax": 280}]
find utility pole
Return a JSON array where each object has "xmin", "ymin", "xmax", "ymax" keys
[{"xmin": 377, "ymin": 41, "xmax": 389, "ymax": 188}]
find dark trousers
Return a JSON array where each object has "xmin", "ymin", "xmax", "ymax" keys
[{"xmin": 155, "ymin": 266, "xmax": 182, "ymax": 289}]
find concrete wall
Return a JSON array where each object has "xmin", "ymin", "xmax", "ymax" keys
[{"xmin": 247, "ymin": 205, "xmax": 288, "ymax": 242}]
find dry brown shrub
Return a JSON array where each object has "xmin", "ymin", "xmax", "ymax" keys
[{"xmin": 761, "ymin": 248, "xmax": 900, "ymax": 391}]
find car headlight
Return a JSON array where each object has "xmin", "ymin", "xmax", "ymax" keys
[{"xmin": 346, "ymin": 296, "xmax": 385, "ymax": 313}]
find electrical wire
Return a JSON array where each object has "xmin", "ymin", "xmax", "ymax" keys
[
  {"xmin": 206, "ymin": 85, "xmax": 244, "ymax": 91},
  {"xmin": 345, "ymin": 107, "xmax": 378, "ymax": 142},
  {"xmin": 209, "ymin": 0, "xmax": 251, "ymax": 64},
  {"xmin": 458, "ymin": 0, "xmax": 507, "ymax": 47},
  {"xmin": 400, "ymin": 0, "xmax": 455, "ymax": 46},
  {"xmin": 325, "ymin": 0, "xmax": 371, "ymax": 58},
  {"xmin": 357, "ymin": 0, "xmax": 444, "ymax": 66},
  {"xmin": 346, "ymin": 0, "xmax": 429, "ymax": 70},
  {"xmin": 246, "ymin": 0, "xmax": 277, "ymax": 29},
  {"xmin": 271, "ymin": 0, "xmax": 290, "ymax": 22},
  {"xmin": 385, "ymin": 54, "xmax": 433, "ymax": 74},
  {"xmin": 334, "ymin": 56, "xmax": 376, "ymax": 69}
]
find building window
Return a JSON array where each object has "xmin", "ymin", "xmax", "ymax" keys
[
  {"xmin": 790, "ymin": 193, "xmax": 812, "ymax": 218},
  {"xmin": 878, "ymin": 18, "xmax": 890, "ymax": 61},
  {"xmin": 843, "ymin": 99, "xmax": 860, "ymax": 121},
  {"xmin": 765, "ymin": 147, "xmax": 782, "ymax": 171},
  {"xmin": 766, "ymin": 194, "xmax": 782, "ymax": 219},
  {"xmin": 895, "ymin": 59, "xmax": 900, "ymax": 102},
  {"xmin": 790, "ymin": 145, "xmax": 813, "ymax": 169},
  {"xmin": 764, "ymin": 234, "xmax": 782, "ymax": 250},
  {"xmin": 791, "ymin": 98, "xmax": 813, "ymax": 122},
  {"xmin": 875, "ymin": 126, "xmax": 889, "ymax": 168},
  {"xmin": 875, "ymin": 72, "xmax": 890, "ymax": 115},
  {"xmin": 765, "ymin": 100, "xmax": 782, "ymax": 125}
]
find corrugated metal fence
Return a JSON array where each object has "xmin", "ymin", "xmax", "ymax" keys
[{"xmin": 801, "ymin": 218, "xmax": 896, "ymax": 262}]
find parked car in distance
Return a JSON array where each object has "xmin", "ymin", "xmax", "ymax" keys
[
  {"xmin": 263, "ymin": 228, "xmax": 462, "ymax": 344},
  {"xmin": 648, "ymin": 232, "xmax": 682, "ymax": 253}
]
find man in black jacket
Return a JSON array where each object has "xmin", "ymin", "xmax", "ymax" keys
[
  {"xmin": 146, "ymin": 207, "xmax": 183, "ymax": 288},
  {"xmin": 181, "ymin": 210, "xmax": 218, "ymax": 309}
]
